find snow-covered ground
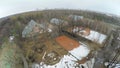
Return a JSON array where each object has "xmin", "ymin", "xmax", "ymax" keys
[
  {"xmin": 72, "ymin": 27, "xmax": 107, "ymax": 44},
  {"xmin": 104, "ymin": 62, "xmax": 120, "ymax": 68},
  {"xmin": 82, "ymin": 30, "xmax": 107, "ymax": 44},
  {"xmin": 69, "ymin": 44, "xmax": 90, "ymax": 60},
  {"xmin": 32, "ymin": 44, "xmax": 94, "ymax": 68}
]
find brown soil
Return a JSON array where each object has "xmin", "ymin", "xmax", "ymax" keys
[{"xmin": 56, "ymin": 35, "xmax": 80, "ymax": 51}]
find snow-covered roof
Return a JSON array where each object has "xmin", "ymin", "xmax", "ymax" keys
[
  {"xmin": 50, "ymin": 18, "xmax": 64, "ymax": 25},
  {"xmin": 22, "ymin": 20, "xmax": 37, "ymax": 37},
  {"xmin": 69, "ymin": 15, "xmax": 83, "ymax": 21},
  {"xmin": 22, "ymin": 20, "xmax": 47, "ymax": 37}
]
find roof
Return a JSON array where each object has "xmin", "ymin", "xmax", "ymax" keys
[
  {"xmin": 22, "ymin": 20, "xmax": 48, "ymax": 37},
  {"xmin": 83, "ymin": 28, "xmax": 90, "ymax": 36},
  {"xmin": 22, "ymin": 20, "xmax": 37, "ymax": 37},
  {"xmin": 55, "ymin": 35, "xmax": 80, "ymax": 51},
  {"xmin": 50, "ymin": 18, "xmax": 64, "ymax": 25},
  {"xmin": 69, "ymin": 15, "xmax": 83, "ymax": 21}
]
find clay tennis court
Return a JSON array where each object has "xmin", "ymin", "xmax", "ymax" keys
[{"xmin": 55, "ymin": 35, "xmax": 80, "ymax": 51}]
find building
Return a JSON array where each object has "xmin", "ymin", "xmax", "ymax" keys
[
  {"xmin": 73, "ymin": 27, "xmax": 90, "ymax": 36},
  {"xmin": 22, "ymin": 20, "xmax": 51, "ymax": 38},
  {"xmin": 50, "ymin": 18, "xmax": 64, "ymax": 25},
  {"xmin": 68, "ymin": 15, "xmax": 83, "ymax": 21}
]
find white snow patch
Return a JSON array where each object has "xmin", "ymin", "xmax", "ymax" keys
[
  {"xmin": 72, "ymin": 27, "xmax": 107, "ymax": 44},
  {"xmin": 32, "ymin": 57, "xmax": 95, "ymax": 68},
  {"xmin": 9, "ymin": 36, "xmax": 15, "ymax": 42},
  {"xmin": 83, "ymin": 30, "xmax": 107, "ymax": 44},
  {"xmin": 32, "ymin": 45, "xmax": 92, "ymax": 68},
  {"xmin": 48, "ymin": 28, "xmax": 52, "ymax": 32},
  {"xmin": 69, "ymin": 45, "xmax": 90, "ymax": 60},
  {"xmin": 74, "ymin": 29, "xmax": 107, "ymax": 44},
  {"xmin": 104, "ymin": 62, "xmax": 120, "ymax": 68}
]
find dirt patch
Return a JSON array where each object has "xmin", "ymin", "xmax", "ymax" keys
[{"xmin": 56, "ymin": 35, "xmax": 80, "ymax": 51}]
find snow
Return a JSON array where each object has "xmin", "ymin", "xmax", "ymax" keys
[
  {"xmin": 72, "ymin": 27, "xmax": 107, "ymax": 44},
  {"xmin": 32, "ymin": 45, "xmax": 92, "ymax": 68},
  {"xmin": 83, "ymin": 30, "xmax": 107, "ymax": 44},
  {"xmin": 32, "ymin": 57, "xmax": 95, "ymax": 68},
  {"xmin": 50, "ymin": 18, "xmax": 64, "ymax": 25},
  {"xmin": 48, "ymin": 28, "xmax": 52, "ymax": 32},
  {"xmin": 69, "ymin": 45, "xmax": 90, "ymax": 60},
  {"xmin": 117, "ymin": 37, "xmax": 120, "ymax": 40},
  {"xmin": 115, "ymin": 64, "xmax": 120, "ymax": 68},
  {"xmin": 9, "ymin": 36, "xmax": 14, "ymax": 42},
  {"xmin": 74, "ymin": 29, "xmax": 107, "ymax": 44},
  {"xmin": 69, "ymin": 15, "xmax": 84, "ymax": 21},
  {"xmin": 104, "ymin": 62, "xmax": 120, "ymax": 68},
  {"xmin": 80, "ymin": 58, "xmax": 95, "ymax": 68},
  {"xmin": 73, "ymin": 27, "xmax": 79, "ymax": 33}
]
